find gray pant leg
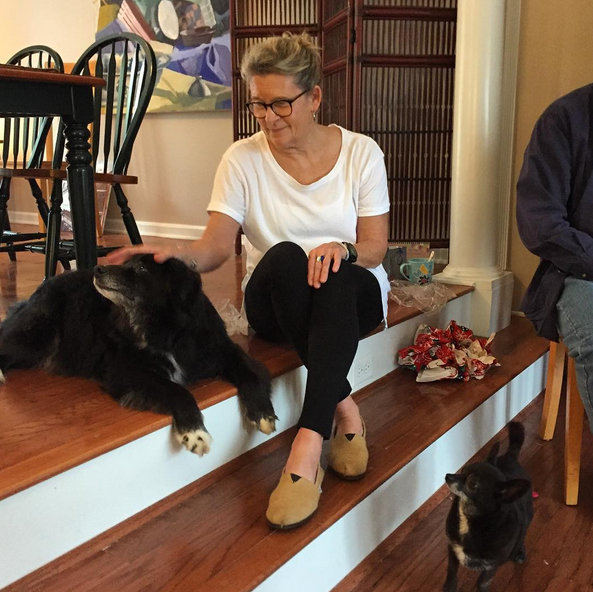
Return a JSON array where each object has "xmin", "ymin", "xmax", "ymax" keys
[{"xmin": 557, "ymin": 276, "xmax": 593, "ymax": 432}]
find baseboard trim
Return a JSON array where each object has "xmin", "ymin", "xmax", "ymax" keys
[
  {"xmin": 7, "ymin": 211, "xmax": 207, "ymax": 241},
  {"xmin": 104, "ymin": 219, "xmax": 206, "ymax": 240},
  {"xmin": 5, "ymin": 211, "xmax": 39, "ymax": 225}
]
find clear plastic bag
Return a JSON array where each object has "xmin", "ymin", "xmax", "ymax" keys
[
  {"xmin": 389, "ymin": 280, "xmax": 457, "ymax": 314},
  {"xmin": 216, "ymin": 299, "xmax": 249, "ymax": 336}
]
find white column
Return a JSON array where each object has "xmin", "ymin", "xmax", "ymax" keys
[{"xmin": 435, "ymin": 0, "xmax": 519, "ymax": 335}]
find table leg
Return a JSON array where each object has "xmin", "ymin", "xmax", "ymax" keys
[
  {"xmin": 45, "ymin": 180, "xmax": 63, "ymax": 279},
  {"xmin": 63, "ymin": 118, "xmax": 97, "ymax": 270}
]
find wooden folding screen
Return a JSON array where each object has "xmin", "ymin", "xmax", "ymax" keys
[
  {"xmin": 230, "ymin": 0, "xmax": 457, "ymax": 246},
  {"xmin": 319, "ymin": 1, "xmax": 352, "ymax": 129},
  {"xmin": 354, "ymin": 1, "xmax": 457, "ymax": 245}
]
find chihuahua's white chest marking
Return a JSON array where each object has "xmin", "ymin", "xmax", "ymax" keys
[
  {"xmin": 452, "ymin": 543, "xmax": 467, "ymax": 565},
  {"xmin": 458, "ymin": 505, "xmax": 470, "ymax": 535}
]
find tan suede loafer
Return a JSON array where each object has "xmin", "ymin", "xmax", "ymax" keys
[
  {"xmin": 328, "ymin": 418, "xmax": 368, "ymax": 480},
  {"xmin": 266, "ymin": 465, "xmax": 324, "ymax": 530}
]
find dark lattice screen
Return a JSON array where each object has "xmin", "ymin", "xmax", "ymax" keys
[
  {"xmin": 321, "ymin": 1, "xmax": 352, "ymax": 128},
  {"xmin": 230, "ymin": 0, "xmax": 457, "ymax": 246},
  {"xmin": 355, "ymin": 2, "xmax": 457, "ymax": 245}
]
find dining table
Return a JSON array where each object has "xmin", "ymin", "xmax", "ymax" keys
[{"xmin": 0, "ymin": 64, "xmax": 105, "ymax": 273}]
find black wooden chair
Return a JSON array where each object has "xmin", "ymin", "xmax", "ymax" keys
[
  {"xmin": 29, "ymin": 33, "xmax": 157, "ymax": 276},
  {"xmin": 0, "ymin": 46, "xmax": 65, "ymax": 264}
]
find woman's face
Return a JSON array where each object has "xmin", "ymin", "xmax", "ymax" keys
[{"xmin": 248, "ymin": 74, "xmax": 321, "ymax": 150}]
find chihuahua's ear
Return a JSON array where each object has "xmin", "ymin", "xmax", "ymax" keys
[
  {"xmin": 497, "ymin": 479, "xmax": 530, "ymax": 503},
  {"xmin": 487, "ymin": 442, "xmax": 501, "ymax": 465}
]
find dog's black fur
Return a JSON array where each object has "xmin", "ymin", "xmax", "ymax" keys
[
  {"xmin": 443, "ymin": 422, "xmax": 533, "ymax": 592},
  {"xmin": 0, "ymin": 255, "xmax": 277, "ymax": 455}
]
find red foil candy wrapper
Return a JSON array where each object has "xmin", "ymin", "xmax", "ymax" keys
[{"xmin": 397, "ymin": 320, "xmax": 499, "ymax": 382}]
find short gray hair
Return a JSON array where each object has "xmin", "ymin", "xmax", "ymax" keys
[{"xmin": 240, "ymin": 32, "xmax": 321, "ymax": 91}]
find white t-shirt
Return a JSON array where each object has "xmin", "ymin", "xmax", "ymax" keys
[{"xmin": 207, "ymin": 125, "xmax": 391, "ymax": 319}]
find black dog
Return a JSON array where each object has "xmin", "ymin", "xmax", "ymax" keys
[
  {"xmin": 443, "ymin": 422, "xmax": 533, "ymax": 592},
  {"xmin": 0, "ymin": 255, "xmax": 277, "ymax": 455}
]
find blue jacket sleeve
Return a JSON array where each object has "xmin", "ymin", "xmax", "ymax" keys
[{"xmin": 516, "ymin": 108, "xmax": 593, "ymax": 279}]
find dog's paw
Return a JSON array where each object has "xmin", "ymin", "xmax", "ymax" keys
[
  {"xmin": 176, "ymin": 428, "xmax": 212, "ymax": 456},
  {"xmin": 256, "ymin": 416, "xmax": 277, "ymax": 435},
  {"xmin": 246, "ymin": 412, "xmax": 277, "ymax": 435}
]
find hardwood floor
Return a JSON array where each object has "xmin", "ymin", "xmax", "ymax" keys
[{"xmin": 333, "ymin": 391, "xmax": 593, "ymax": 592}]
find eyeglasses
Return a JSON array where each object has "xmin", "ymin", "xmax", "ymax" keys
[{"xmin": 245, "ymin": 89, "xmax": 309, "ymax": 118}]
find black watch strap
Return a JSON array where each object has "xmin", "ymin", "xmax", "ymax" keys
[{"xmin": 342, "ymin": 242, "xmax": 358, "ymax": 264}]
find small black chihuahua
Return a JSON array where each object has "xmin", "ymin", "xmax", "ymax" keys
[{"xmin": 443, "ymin": 422, "xmax": 533, "ymax": 592}]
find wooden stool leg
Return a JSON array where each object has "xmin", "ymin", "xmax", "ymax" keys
[
  {"xmin": 565, "ymin": 357, "xmax": 585, "ymax": 505},
  {"xmin": 540, "ymin": 342, "xmax": 566, "ymax": 440}
]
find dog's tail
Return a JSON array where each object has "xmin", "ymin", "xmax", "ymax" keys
[{"xmin": 507, "ymin": 421, "xmax": 525, "ymax": 459}]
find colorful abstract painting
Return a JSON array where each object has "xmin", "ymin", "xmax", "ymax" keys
[{"xmin": 97, "ymin": 0, "xmax": 231, "ymax": 112}]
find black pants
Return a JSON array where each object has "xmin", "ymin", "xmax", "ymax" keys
[{"xmin": 244, "ymin": 242, "xmax": 384, "ymax": 438}]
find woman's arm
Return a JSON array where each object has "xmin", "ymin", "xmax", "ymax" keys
[
  {"xmin": 106, "ymin": 212, "xmax": 240, "ymax": 273},
  {"xmin": 354, "ymin": 213, "xmax": 389, "ymax": 268},
  {"xmin": 191, "ymin": 213, "xmax": 241, "ymax": 272}
]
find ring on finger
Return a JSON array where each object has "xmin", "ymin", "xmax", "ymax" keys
[{"xmin": 316, "ymin": 255, "xmax": 324, "ymax": 263}]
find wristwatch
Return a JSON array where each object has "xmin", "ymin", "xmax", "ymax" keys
[{"xmin": 342, "ymin": 242, "xmax": 358, "ymax": 264}]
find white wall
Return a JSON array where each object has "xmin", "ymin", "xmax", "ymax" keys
[
  {"xmin": 0, "ymin": 0, "xmax": 100, "ymax": 62},
  {"xmin": 0, "ymin": 0, "xmax": 233, "ymax": 233}
]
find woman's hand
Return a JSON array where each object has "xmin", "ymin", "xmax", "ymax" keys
[
  {"xmin": 308, "ymin": 242, "xmax": 347, "ymax": 288},
  {"xmin": 106, "ymin": 244, "xmax": 191, "ymax": 265}
]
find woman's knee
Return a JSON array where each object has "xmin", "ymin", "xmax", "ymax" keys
[
  {"xmin": 266, "ymin": 241, "xmax": 307, "ymax": 262},
  {"xmin": 251, "ymin": 242, "xmax": 310, "ymax": 296},
  {"xmin": 260, "ymin": 242, "xmax": 308, "ymax": 277}
]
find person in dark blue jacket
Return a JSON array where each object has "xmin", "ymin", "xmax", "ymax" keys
[{"xmin": 517, "ymin": 83, "xmax": 593, "ymax": 431}]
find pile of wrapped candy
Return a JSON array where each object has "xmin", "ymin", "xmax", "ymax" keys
[{"xmin": 397, "ymin": 320, "xmax": 499, "ymax": 382}]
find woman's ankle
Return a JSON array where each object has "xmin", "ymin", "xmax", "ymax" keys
[
  {"xmin": 284, "ymin": 428, "xmax": 323, "ymax": 482},
  {"xmin": 334, "ymin": 397, "xmax": 363, "ymax": 435}
]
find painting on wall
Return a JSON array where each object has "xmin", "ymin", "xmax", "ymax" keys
[{"xmin": 96, "ymin": 0, "xmax": 231, "ymax": 113}]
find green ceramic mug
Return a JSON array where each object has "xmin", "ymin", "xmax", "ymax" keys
[{"xmin": 399, "ymin": 258, "xmax": 434, "ymax": 285}]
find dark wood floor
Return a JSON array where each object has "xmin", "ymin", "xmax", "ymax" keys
[{"xmin": 334, "ymin": 394, "xmax": 593, "ymax": 592}]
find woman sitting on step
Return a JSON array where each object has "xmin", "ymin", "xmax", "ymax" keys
[{"xmin": 107, "ymin": 33, "xmax": 390, "ymax": 530}]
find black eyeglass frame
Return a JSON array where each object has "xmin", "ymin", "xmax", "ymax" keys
[{"xmin": 245, "ymin": 89, "xmax": 309, "ymax": 118}]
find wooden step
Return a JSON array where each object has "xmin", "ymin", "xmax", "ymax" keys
[
  {"xmin": 333, "ymin": 391, "xmax": 593, "ymax": 592},
  {"xmin": 4, "ymin": 317, "xmax": 548, "ymax": 592}
]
